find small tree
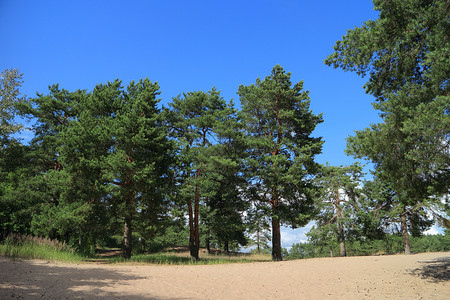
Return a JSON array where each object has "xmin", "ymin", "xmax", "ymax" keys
[
  {"xmin": 362, "ymin": 176, "xmax": 434, "ymax": 255},
  {"xmin": 310, "ymin": 164, "xmax": 364, "ymax": 257},
  {"xmin": 246, "ymin": 202, "xmax": 272, "ymax": 254},
  {"xmin": 0, "ymin": 68, "xmax": 25, "ymax": 138}
]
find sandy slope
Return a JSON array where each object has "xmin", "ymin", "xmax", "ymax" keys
[{"xmin": 1, "ymin": 252, "xmax": 449, "ymax": 299}]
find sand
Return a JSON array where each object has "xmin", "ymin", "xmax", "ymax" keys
[{"xmin": 1, "ymin": 252, "xmax": 449, "ymax": 299}]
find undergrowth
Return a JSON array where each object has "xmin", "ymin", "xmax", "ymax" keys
[
  {"xmin": 0, "ymin": 233, "xmax": 271, "ymax": 265},
  {"xmin": 105, "ymin": 252, "xmax": 272, "ymax": 265},
  {"xmin": 0, "ymin": 233, "xmax": 85, "ymax": 262}
]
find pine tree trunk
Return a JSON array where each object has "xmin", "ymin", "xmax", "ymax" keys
[
  {"xmin": 189, "ymin": 170, "xmax": 200, "ymax": 259},
  {"xmin": 338, "ymin": 220, "xmax": 346, "ymax": 257},
  {"xmin": 271, "ymin": 191, "xmax": 282, "ymax": 261},
  {"xmin": 272, "ymin": 217, "xmax": 282, "ymax": 261},
  {"xmin": 122, "ymin": 192, "xmax": 133, "ymax": 259},
  {"xmin": 401, "ymin": 208, "xmax": 411, "ymax": 255},
  {"xmin": 205, "ymin": 197, "xmax": 211, "ymax": 255},
  {"xmin": 224, "ymin": 240, "xmax": 229, "ymax": 253},
  {"xmin": 336, "ymin": 188, "xmax": 346, "ymax": 257},
  {"xmin": 329, "ymin": 245, "xmax": 334, "ymax": 257},
  {"xmin": 194, "ymin": 172, "xmax": 200, "ymax": 257},
  {"xmin": 339, "ymin": 240, "xmax": 346, "ymax": 257},
  {"xmin": 206, "ymin": 231, "xmax": 211, "ymax": 255},
  {"xmin": 122, "ymin": 218, "xmax": 132, "ymax": 259},
  {"xmin": 188, "ymin": 170, "xmax": 201, "ymax": 260},
  {"xmin": 187, "ymin": 198, "xmax": 199, "ymax": 260},
  {"xmin": 257, "ymin": 228, "xmax": 261, "ymax": 254}
]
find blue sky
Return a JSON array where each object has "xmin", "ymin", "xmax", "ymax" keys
[
  {"xmin": 2, "ymin": 1, "xmax": 405, "ymax": 247},
  {"xmin": 1, "ymin": 0, "xmax": 381, "ymax": 166}
]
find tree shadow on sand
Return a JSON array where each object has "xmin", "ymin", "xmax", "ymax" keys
[
  {"xmin": 0, "ymin": 257, "xmax": 183, "ymax": 299},
  {"xmin": 409, "ymin": 256, "xmax": 450, "ymax": 283}
]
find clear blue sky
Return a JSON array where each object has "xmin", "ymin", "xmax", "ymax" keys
[{"xmin": 2, "ymin": 0, "xmax": 399, "ymax": 247}]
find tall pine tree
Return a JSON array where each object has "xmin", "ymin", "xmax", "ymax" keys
[
  {"xmin": 326, "ymin": 0, "xmax": 449, "ymax": 253},
  {"xmin": 238, "ymin": 65, "xmax": 323, "ymax": 261},
  {"xmin": 164, "ymin": 88, "xmax": 232, "ymax": 260}
]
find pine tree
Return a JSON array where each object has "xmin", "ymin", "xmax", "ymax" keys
[
  {"xmin": 309, "ymin": 164, "xmax": 365, "ymax": 257},
  {"xmin": 16, "ymin": 79, "xmax": 172, "ymax": 257},
  {"xmin": 0, "ymin": 68, "xmax": 28, "ymax": 237},
  {"xmin": 326, "ymin": 0, "xmax": 449, "ymax": 253},
  {"xmin": 238, "ymin": 65, "xmax": 323, "ymax": 261},
  {"xmin": 0, "ymin": 68, "xmax": 25, "ymax": 138},
  {"xmin": 164, "ymin": 88, "xmax": 232, "ymax": 260},
  {"xmin": 362, "ymin": 176, "xmax": 434, "ymax": 255},
  {"xmin": 201, "ymin": 102, "xmax": 249, "ymax": 253},
  {"xmin": 62, "ymin": 79, "xmax": 172, "ymax": 258},
  {"xmin": 15, "ymin": 84, "xmax": 87, "ymax": 247}
]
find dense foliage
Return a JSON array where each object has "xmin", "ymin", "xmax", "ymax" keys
[{"xmin": 1, "ymin": 66, "xmax": 324, "ymax": 260}]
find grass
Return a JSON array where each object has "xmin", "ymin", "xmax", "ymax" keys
[
  {"xmin": 0, "ymin": 234, "xmax": 271, "ymax": 265},
  {"xmin": 104, "ymin": 252, "xmax": 272, "ymax": 265},
  {"xmin": 0, "ymin": 233, "xmax": 85, "ymax": 263}
]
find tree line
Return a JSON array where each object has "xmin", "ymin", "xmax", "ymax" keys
[
  {"xmin": 1, "ymin": 0, "xmax": 448, "ymax": 261},
  {"xmin": 285, "ymin": 233, "xmax": 450, "ymax": 260}
]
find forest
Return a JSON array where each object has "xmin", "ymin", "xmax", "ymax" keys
[{"xmin": 1, "ymin": 0, "xmax": 449, "ymax": 262}]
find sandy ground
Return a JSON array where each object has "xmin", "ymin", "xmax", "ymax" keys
[{"xmin": 1, "ymin": 252, "xmax": 449, "ymax": 299}]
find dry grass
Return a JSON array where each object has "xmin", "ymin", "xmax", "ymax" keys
[
  {"xmin": 100, "ymin": 246, "xmax": 272, "ymax": 265},
  {"xmin": 0, "ymin": 233, "xmax": 84, "ymax": 262}
]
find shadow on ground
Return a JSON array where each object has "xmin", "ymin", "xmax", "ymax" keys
[
  {"xmin": 410, "ymin": 256, "xmax": 450, "ymax": 283},
  {"xmin": 0, "ymin": 257, "xmax": 183, "ymax": 299}
]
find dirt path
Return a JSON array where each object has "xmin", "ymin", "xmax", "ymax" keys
[{"xmin": 1, "ymin": 252, "xmax": 449, "ymax": 299}]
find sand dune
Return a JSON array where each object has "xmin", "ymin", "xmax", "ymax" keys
[{"xmin": 1, "ymin": 252, "xmax": 449, "ymax": 299}]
